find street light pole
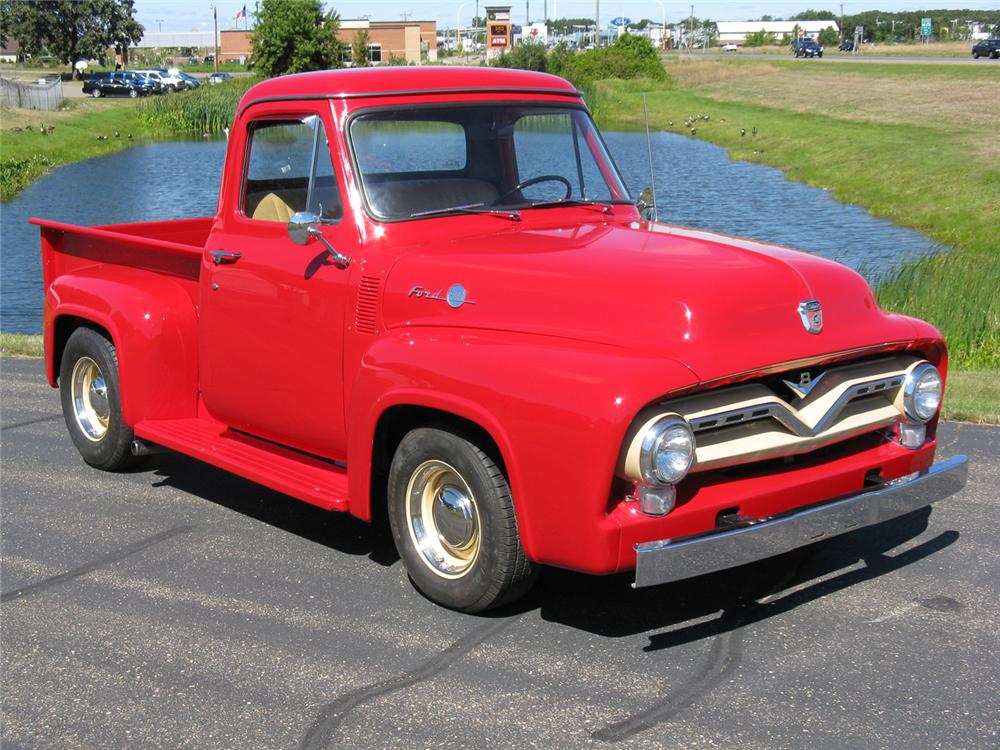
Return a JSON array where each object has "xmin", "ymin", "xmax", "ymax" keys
[
  {"xmin": 595, "ymin": 0, "xmax": 600, "ymax": 47},
  {"xmin": 457, "ymin": 2, "xmax": 470, "ymax": 54},
  {"xmin": 213, "ymin": 5, "xmax": 219, "ymax": 73}
]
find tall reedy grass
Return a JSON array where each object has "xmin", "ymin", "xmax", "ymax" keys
[{"xmin": 143, "ymin": 77, "xmax": 260, "ymax": 133}]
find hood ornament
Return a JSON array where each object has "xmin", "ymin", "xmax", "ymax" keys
[{"xmin": 797, "ymin": 299, "xmax": 823, "ymax": 334}]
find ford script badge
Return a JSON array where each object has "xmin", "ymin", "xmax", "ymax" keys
[{"xmin": 797, "ymin": 299, "xmax": 823, "ymax": 335}]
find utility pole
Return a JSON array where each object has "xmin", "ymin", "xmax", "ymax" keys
[
  {"xmin": 526, "ymin": 0, "xmax": 530, "ymax": 26},
  {"xmin": 840, "ymin": 3, "xmax": 845, "ymax": 41},
  {"xmin": 595, "ymin": 0, "xmax": 600, "ymax": 46},
  {"xmin": 213, "ymin": 5, "xmax": 219, "ymax": 73}
]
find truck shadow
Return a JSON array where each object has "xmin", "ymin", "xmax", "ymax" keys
[
  {"xmin": 139, "ymin": 452, "xmax": 401, "ymax": 567},
  {"xmin": 528, "ymin": 508, "xmax": 958, "ymax": 641},
  {"xmin": 137, "ymin": 450, "xmax": 957, "ymax": 641}
]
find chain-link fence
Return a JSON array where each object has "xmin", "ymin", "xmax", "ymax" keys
[{"xmin": 1, "ymin": 75, "xmax": 65, "ymax": 111}]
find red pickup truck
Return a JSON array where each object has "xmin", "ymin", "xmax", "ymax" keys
[{"xmin": 34, "ymin": 67, "xmax": 967, "ymax": 612}]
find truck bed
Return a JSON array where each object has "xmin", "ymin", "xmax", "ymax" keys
[{"xmin": 32, "ymin": 216, "xmax": 211, "ymax": 289}]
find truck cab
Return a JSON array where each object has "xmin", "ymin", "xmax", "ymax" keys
[{"xmin": 34, "ymin": 68, "xmax": 967, "ymax": 612}]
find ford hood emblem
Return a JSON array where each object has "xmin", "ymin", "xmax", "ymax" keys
[{"xmin": 797, "ymin": 299, "xmax": 823, "ymax": 334}]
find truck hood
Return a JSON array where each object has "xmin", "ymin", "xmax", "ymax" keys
[{"xmin": 379, "ymin": 219, "xmax": 922, "ymax": 383}]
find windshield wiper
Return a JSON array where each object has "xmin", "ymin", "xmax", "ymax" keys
[
  {"xmin": 410, "ymin": 202, "xmax": 521, "ymax": 221},
  {"xmin": 525, "ymin": 198, "xmax": 617, "ymax": 213}
]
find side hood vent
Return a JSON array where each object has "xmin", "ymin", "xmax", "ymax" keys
[{"xmin": 355, "ymin": 275, "xmax": 381, "ymax": 334}]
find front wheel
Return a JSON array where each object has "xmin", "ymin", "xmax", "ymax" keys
[
  {"xmin": 91, "ymin": 88, "xmax": 102, "ymax": 98},
  {"xmin": 129, "ymin": 88, "xmax": 138, "ymax": 98},
  {"xmin": 388, "ymin": 427, "xmax": 537, "ymax": 612},
  {"xmin": 59, "ymin": 327, "xmax": 135, "ymax": 471}
]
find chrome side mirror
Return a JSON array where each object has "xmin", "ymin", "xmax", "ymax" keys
[
  {"xmin": 288, "ymin": 211, "xmax": 350, "ymax": 268},
  {"xmin": 288, "ymin": 211, "xmax": 318, "ymax": 245},
  {"xmin": 636, "ymin": 188, "xmax": 656, "ymax": 222}
]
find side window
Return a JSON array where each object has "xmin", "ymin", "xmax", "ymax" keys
[{"xmin": 242, "ymin": 116, "xmax": 344, "ymax": 223}]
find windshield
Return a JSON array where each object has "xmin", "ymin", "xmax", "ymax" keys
[{"xmin": 349, "ymin": 105, "xmax": 631, "ymax": 220}]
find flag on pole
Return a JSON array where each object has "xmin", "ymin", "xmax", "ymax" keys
[{"xmin": 235, "ymin": 5, "xmax": 247, "ymax": 20}]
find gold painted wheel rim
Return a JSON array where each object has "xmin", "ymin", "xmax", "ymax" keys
[
  {"xmin": 405, "ymin": 460, "xmax": 481, "ymax": 579},
  {"xmin": 70, "ymin": 357, "xmax": 110, "ymax": 442}
]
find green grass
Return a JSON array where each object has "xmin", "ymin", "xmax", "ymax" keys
[
  {"xmin": 1, "ymin": 99, "xmax": 153, "ymax": 200},
  {"xmin": 944, "ymin": 370, "xmax": 1000, "ymax": 424},
  {"xmin": 0, "ymin": 333, "xmax": 44, "ymax": 357}
]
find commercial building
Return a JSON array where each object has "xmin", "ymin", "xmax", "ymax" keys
[
  {"xmin": 716, "ymin": 20, "xmax": 839, "ymax": 45},
  {"xmin": 216, "ymin": 20, "xmax": 437, "ymax": 65}
]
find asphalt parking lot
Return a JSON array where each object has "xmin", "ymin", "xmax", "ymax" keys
[{"xmin": 2, "ymin": 356, "xmax": 998, "ymax": 750}]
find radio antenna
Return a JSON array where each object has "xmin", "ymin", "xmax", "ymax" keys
[{"xmin": 642, "ymin": 94, "xmax": 658, "ymax": 223}]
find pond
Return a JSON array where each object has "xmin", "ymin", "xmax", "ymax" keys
[{"xmin": 0, "ymin": 132, "xmax": 946, "ymax": 335}]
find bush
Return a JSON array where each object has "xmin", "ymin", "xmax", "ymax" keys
[
  {"xmin": 563, "ymin": 34, "xmax": 667, "ymax": 85},
  {"xmin": 744, "ymin": 29, "xmax": 777, "ymax": 47},
  {"xmin": 489, "ymin": 41, "xmax": 548, "ymax": 72}
]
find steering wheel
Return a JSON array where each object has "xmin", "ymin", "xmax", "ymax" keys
[{"xmin": 494, "ymin": 174, "xmax": 572, "ymax": 204}]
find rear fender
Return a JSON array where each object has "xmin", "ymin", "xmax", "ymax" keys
[{"xmin": 46, "ymin": 268, "xmax": 199, "ymax": 426}]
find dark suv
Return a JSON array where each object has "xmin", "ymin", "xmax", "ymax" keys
[
  {"xmin": 82, "ymin": 71, "xmax": 158, "ymax": 98},
  {"xmin": 792, "ymin": 39, "xmax": 824, "ymax": 58},
  {"xmin": 972, "ymin": 39, "xmax": 1000, "ymax": 59}
]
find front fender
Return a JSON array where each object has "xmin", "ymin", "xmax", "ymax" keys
[
  {"xmin": 346, "ymin": 328, "xmax": 699, "ymax": 572},
  {"xmin": 46, "ymin": 267, "xmax": 199, "ymax": 426}
]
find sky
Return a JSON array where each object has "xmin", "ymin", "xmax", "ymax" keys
[{"xmin": 133, "ymin": 0, "xmax": 1000, "ymax": 32}]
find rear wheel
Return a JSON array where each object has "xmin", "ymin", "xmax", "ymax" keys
[
  {"xmin": 129, "ymin": 88, "xmax": 138, "ymax": 98},
  {"xmin": 388, "ymin": 427, "xmax": 537, "ymax": 612},
  {"xmin": 59, "ymin": 327, "xmax": 135, "ymax": 471}
]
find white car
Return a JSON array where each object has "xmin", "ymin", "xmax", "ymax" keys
[
  {"xmin": 721, "ymin": 43, "xmax": 739, "ymax": 52},
  {"xmin": 135, "ymin": 69, "xmax": 189, "ymax": 92}
]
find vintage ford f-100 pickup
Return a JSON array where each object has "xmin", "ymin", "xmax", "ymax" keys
[{"xmin": 34, "ymin": 67, "xmax": 967, "ymax": 611}]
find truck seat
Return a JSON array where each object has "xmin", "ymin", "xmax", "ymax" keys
[{"xmin": 252, "ymin": 192, "xmax": 297, "ymax": 223}]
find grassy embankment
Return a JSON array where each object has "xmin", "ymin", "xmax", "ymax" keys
[
  {"xmin": 0, "ymin": 76, "xmax": 257, "ymax": 200},
  {"xmin": 589, "ymin": 59, "xmax": 999, "ymax": 420}
]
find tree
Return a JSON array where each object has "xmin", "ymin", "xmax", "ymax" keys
[
  {"xmin": 791, "ymin": 10, "xmax": 837, "ymax": 21},
  {"xmin": 3, "ymin": 0, "xmax": 143, "ymax": 77},
  {"xmin": 817, "ymin": 26, "xmax": 840, "ymax": 47},
  {"xmin": 251, "ymin": 0, "xmax": 343, "ymax": 77},
  {"xmin": 352, "ymin": 28, "xmax": 371, "ymax": 66}
]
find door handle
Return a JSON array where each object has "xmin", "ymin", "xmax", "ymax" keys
[{"xmin": 210, "ymin": 250, "xmax": 241, "ymax": 265}]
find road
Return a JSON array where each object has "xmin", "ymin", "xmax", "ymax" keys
[
  {"xmin": 697, "ymin": 52, "xmax": 987, "ymax": 65},
  {"xmin": 2, "ymin": 357, "xmax": 998, "ymax": 750}
]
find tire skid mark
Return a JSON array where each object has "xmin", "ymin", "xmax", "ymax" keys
[
  {"xmin": 1, "ymin": 414, "xmax": 62, "ymax": 431},
  {"xmin": 594, "ymin": 555, "xmax": 809, "ymax": 743},
  {"xmin": 0, "ymin": 525, "xmax": 195, "ymax": 603},
  {"xmin": 298, "ymin": 616, "xmax": 518, "ymax": 750}
]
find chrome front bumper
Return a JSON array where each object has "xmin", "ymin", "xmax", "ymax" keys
[{"xmin": 634, "ymin": 455, "xmax": 969, "ymax": 588}]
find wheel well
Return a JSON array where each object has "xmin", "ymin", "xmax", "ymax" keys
[
  {"xmin": 52, "ymin": 316, "xmax": 113, "ymax": 383},
  {"xmin": 369, "ymin": 405, "xmax": 508, "ymax": 522}
]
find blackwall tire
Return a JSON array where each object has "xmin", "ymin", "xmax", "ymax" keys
[
  {"xmin": 59, "ymin": 327, "xmax": 136, "ymax": 471},
  {"xmin": 388, "ymin": 427, "xmax": 537, "ymax": 612},
  {"xmin": 92, "ymin": 89, "xmax": 102, "ymax": 97}
]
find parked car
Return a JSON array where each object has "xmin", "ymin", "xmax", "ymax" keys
[
  {"xmin": 32, "ymin": 67, "xmax": 967, "ymax": 613},
  {"xmin": 792, "ymin": 39, "xmax": 824, "ymax": 58},
  {"xmin": 177, "ymin": 72, "xmax": 201, "ymax": 88},
  {"xmin": 136, "ymin": 68, "xmax": 192, "ymax": 92},
  {"xmin": 82, "ymin": 71, "xmax": 157, "ymax": 98},
  {"xmin": 839, "ymin": 39, "xmax": 854, "ymax": 51},
  {"xmin": 208, "ymin": 71, "xmax": 233, "ymax": 85},
  {"xmin": 721, "ymin": 43, "xmax": 738, "ymax": 51},
  {"xmin": 971, "ymin": 39, "xmax": 1000, "ymax": 59}
]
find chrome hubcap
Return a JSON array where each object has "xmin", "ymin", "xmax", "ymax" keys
[
  {"xmin": 406, "ymin": 460, "xmax": 481, "ymax": 578},
  {"xmin": 71, "ymin": 357, "xmax": 110, "ymax": 441}
]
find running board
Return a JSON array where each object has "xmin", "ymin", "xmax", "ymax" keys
[{"xmin": 134, "ymin": 418, "xmax": 350, "ymax": 511}]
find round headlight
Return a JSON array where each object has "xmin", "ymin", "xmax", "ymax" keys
[
  {"xmin": 903, "ymin": 363, "xmax": 942, "ymax": 423},
  {"xmin": 639, "ymin": 416, "xmax": 696, "ymax": 485}
]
